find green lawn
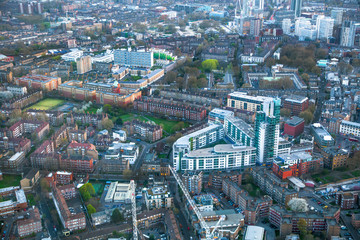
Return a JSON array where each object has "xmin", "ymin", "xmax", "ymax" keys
[
  {"xmin": 26, "ymin": 98, "xmax": 65, "ymax": 110},
  {"xmin": 351, "ymin": 170, "xmax": 360, "ymax": 177},
  {"xmin": 119, "ymin": 114, "xmax": 188, "ymax": 134},
  {"xmin": 0, "ymin": 175, "xmax": 21, "ymax": 188},
  {"xmin": 145, "ymin": 115, "xmax": 190, "ymax": 134}
]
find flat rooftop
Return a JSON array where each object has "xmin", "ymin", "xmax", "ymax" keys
[
  {"xmin": 228, "ymin": 92, "xmax": 274, "ymax": 103},
  {"xmin": 226, "ymin": 116, "xmax": 254, "ymax": 138},
  {"xmin": 286, "ymin": 116, "xmax": 304, "ymax": 126},
  {"xmin": 285, "ymin": 94, "xmax": 308, "ymax": 103},
  {"xmin": 175, "ymin": 124, "xmax": 222, "ymax": 146}
]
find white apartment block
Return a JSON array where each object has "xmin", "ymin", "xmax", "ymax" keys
[{"xmin": 339, "ymin": 120, "xmax": 360, "ymax": 137}]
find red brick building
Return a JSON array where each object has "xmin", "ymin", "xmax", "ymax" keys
[
  {"xmin": 134, "ymin": 97, "xmax": 207, "ymax": 121},
  {"xmin": 17, "ymin": 207, "xmax": 42, "ymax": 237},
  {"xmin": 284, "ymin": 117, "xmax": 305, "ymax": 138},
  {"xmin": 52, "ymin": 186, "xmax": 86, "ymax": 232},
  {"xmin": 58, "ymin": 184, "xmax": 76, "ymax": 200},
  {"xmin": 66, "ymin": 141, "xmax": 98, "ymax": 160},
  {"xmin": 273, "ymin": 152, "xmax": 323, "ymax": 180},
  {"xmin": 60, "ymin": 156, "xmax": 95, "ymax": 173},
  {"xmin": 283, "ymin": 95, "xmax": 309, "ymax": 116},
  {"xmin": 352, "ymin": 214, "xmax": 360, "ymax": 229},
  {"xmin": 335, "ymin": 192, "xmax": 358, "ymax": 209},
  {"xmin": 8, "ymin": 120, "xmax": 49, "ymax": 140},
  {"xmin": 0, "ymin": 137, "xmax": 31, "ymax": 153},
  {"xmin": 269, "ymin": 205, "xmax": 340, "ymax": 239},
  {"xmin": 15, "ymin": 74, "xmax": 61, "ymax": 91}
]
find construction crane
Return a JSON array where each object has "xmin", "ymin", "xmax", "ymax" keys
[
  {"xmin": 130, "ymin": 180, "xmax": 138, "ymax": 240},
  {"xmin": 168, "ymin": 165, "xmax": 224, "ymax": 240}
]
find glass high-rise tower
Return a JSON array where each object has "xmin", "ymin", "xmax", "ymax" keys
[{"xmin": 254, "ymin": 98, "xmax": 281, "ymax": 164}]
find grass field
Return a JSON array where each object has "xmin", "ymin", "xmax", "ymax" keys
[
  {"xmin": 90, "ymin": 181, "xmax": 105, "ymax": 196},
  {"xmin": 351, "ymin": 170, "xmax": 360, "ymax": 177},
  {"xmin": 0, "ymin": 175, "xmax": 21, "ymax": 188},
  {"xmin": 26, "ymin": 98, "xmax": 65, "ymax": 110}
]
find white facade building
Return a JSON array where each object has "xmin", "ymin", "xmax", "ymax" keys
[
  {"xmin": 316, "ymin": 15, "xmax": 334, "ymax": 40},
  {"xmin": 282, "ymin": 18, "xmax": 292, "ymax": 35},
  {"xmin": 173, "ymin": 124, "xmax": 224, "ymax": 171},
  {"xmin": 180, "ymin": 144, "xmax": 256, "ymax": 171},
  {"xmin": 114, "ymin": 49, "xmax": 153, "ymax": 68},
  {"xmin": 61, "ymin": 49, "xmax": 83, "ymax": 62},
  {"xmin": 339, "ymin": 120, "xmax": 360, "ymax": 137}
]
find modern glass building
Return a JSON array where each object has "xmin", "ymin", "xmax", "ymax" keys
[
  {"xmin": 224, "ymin": 116, "xmax": 254, "ymax": 146},
  {"xmin": 254, "ymin": 98, "xmax": 281, "ymax": 164}
]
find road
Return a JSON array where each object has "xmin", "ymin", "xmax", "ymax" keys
[
  {"xmin": 341, "ymin": 211, "xmax": 360, "ymax": 240},
  {"xmin": 313, "ymin": 74, "xmax": 326, "ymax": 123},
  {"xmin": 130, "ymin": 136, "xmax": 171, "ymax": 172}
]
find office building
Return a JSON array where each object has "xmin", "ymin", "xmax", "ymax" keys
[
  {"xmin": 311, "ymin": 123, "xmax": 334, "ymax": 148},
  {"xmin": 180, "ymin": 144, "xmax": 256, "ymax": 171},
  {"xmin": 316, "ymin": 16, "xmax": 334, "ymax": 40},
  {"xmin": 339, "ymin": 120, "xmax": 360, "ymax": 137},
  {"xmin": 254, "ymin": 97, "xmax": 281, "ymax": 164},
  {"xmin": 114, "ymin": 49, "xmax": 153, "ymax": 68},
  {"xmin": 173, "ymin": 124, "xmax": 224, "ymax": 171},
  {"xmin": 182, "ymin": 171, "xmax": 203, "ymax": 195},
  {"xmin": 284, "ymin": 117, "xmax": 305, "ymax": 138},
  {"xmin": 76, "ymin": 56, "xmax": 92, "ymax": 74},
  {"xmin": 224, "ymin": 116, "xmax": 254, "ymax": 146},
  {"xmin": 290, "ymin": 0, "xmax": 302, "ymax": 18},
  {"xmin": 208, "ymin": 108, "xmax": 234, "ymax": 125},
  {"xmin": 145, "ymin": 185, "xmax": 172, "ymax": 210}
]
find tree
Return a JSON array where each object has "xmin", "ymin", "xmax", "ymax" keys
[
  {"xmin": 166, "ymin": 24, "xmax": 177, "ymax": 34},
  {"xmin": 111, "ymin": 208, "xmax": 124, "ymax": 223},
  {"xmin": 280, "ymin": 108, "xmax": 291, "ymax": 117},
  {"xmin": 123, "ymin": 169, "xmax": 133, "ymax": 180},
  {"xmin": 266, "ymin": 58, "xmax": 276, "ymax": 68},
  {"xmin": 288, "ymin": 198, "xmax": 309, "ymax": 212},
  {"xmin": 87, "ymin": 204, "xmax": 96, "ymax": 215},
  {"xmin": 298, "ymin": 218, "xmax": 308, "ymax": 237},
  {"xmin": 311, "ymin": 66, "xmax": 322, "ymax": 76},
  {"xmin": 352, "ymin": 59, "xmax": 360, "ymax": 67},
  {"xmin": 175, "ymin": 76, "xmax": 185, "ymax": 90},
  {"xmin": 301, "ymin": 73, "xmax": 310, "ymax": 83},
  {"xmin": 165, "ymin": 71, "xmax": 177, "ymax": 84},
  {"xmin": 149, "ymin": 235, "xmax": 155, "ymax": 240},
  {"xmin": 103, "ymin": 104, "xmax": 112, "ymax": 114},
  {"xmin": 40, "ymin": 179, "xmax": 50, "ymax": 193},
  {"xmin": 115, "ymin": 118, "xmax": 123, "ymax": 125},
  {"xmin": 101, "ymin": 118, "xmax": 114, "ymax": 130},
  {"xmin": 299, "ymin": 110, "xmax": 313, "ymax": 124},
  {"xmin": 201, "ymin": 59, "xmax": 219, "ymax": 72},
  {"xmin": 85, "ymin": 183, "xmax": 96, "ymax": 196}
]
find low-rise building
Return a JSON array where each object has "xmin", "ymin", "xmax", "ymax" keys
[
  {"xmin": 352, "ymin": 213, "xmax": 360, "ymax": 229},
  {"xmin": 15, "ymin": 74, "xmax": 61, "ymax": 91},
  {"xmin": 20, "ymin": 169, "xmax": 40, "ymax": 191},
  {"xmin": 252, "ymin": 168, "xmax": 298, "ymax": 205},
  {"xmin": 17, "ymin": 207, "xmax": 42, "ymax": 237},
  {"xmin": 321, "ymin": 148, "xmax": 349, "ymax": 170},
  {"xmin": 124, "ymin": 120, "xmax": 163, "ymax": 142},
  {"xmin": 52, "ymin": 186, "xmax": 86, "ymax": 232},
  {"xmin": 208, "ymin": 108, "xmax": 234, "ymax": 125},
  {"xmin": 269, "ymin": 205, "xmax": 340, "ymax": 239},
  {"xmin": 283, "ymin": 95, "xmax": 309, "ymax": 116},
  {"xmin": 0, "ymin": 189, "xmax": 27, "ymax": 216},
  {"xmin": 335, "ymin": 192, "xmax": 358, "ymax": 210},
  {"xmin": 272, "ymin": 152, "xmax": 323, "ymax": 179},
  {"xmin": 311, "ymin": 123, "xmax": 335, "ymax": 148},
  {"xmin": 104, "ymin": 182, "xmax": 132, "ymax": 203},
  {"xmin": 339, "ymin": 120, "xmax": 360, "ymax": 137},
  {"xmin": 182, "ymin": 171, "xmax": 203, "ymax": 195},
  {"xmin": 145, "ymin": 185, "xmax": 172, "ymax": 210},
  {"xmin": 284, "ymin": 117, "xmax": 305, "ymax": 138}
]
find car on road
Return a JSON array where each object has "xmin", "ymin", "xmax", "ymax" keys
[
  {"xmin": 341, "ymin": 225, "xmax": 347, "ymax": 230},
  {"xmin": 344, "ymin": 232, "xmax": 351, "ymax": 236}
]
